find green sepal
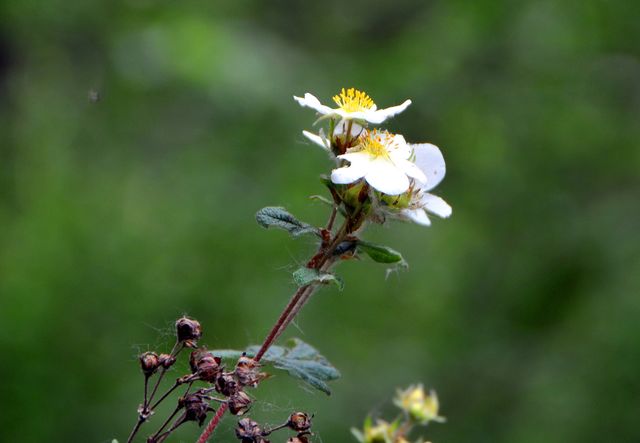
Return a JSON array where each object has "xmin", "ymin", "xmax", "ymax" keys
[{"xmin": 357, "ymin": 240, "xmax": 407, "ymax": 265}]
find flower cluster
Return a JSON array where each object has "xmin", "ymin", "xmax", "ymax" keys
[
  {"xmin": 352, "ymin": 385, "xmax": 444, "ymax": 443},
  {"xmin": 394, "ymin": 385, "xmax": 445, "ymax": 425},
  {"xmin": 295, "ymin": 88, "xmax": 451, "ymax": 228}
]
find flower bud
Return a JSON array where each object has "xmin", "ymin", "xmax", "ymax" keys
[
  {"xmin": 158, "ymin": 353, "xmax": 176, "ymax": 369},
  {"xmin": 228, "ymin": 391, "xmax": 252, "ymax": 415},
  {"xmin": 139, "ymin": 352, "xmax": 160, "ymax": 376},
  {"xmin": 181, "ymin": 394, "xmax": 211, "ymax": 426},
  {"xmin": 287, "ymin": 412, "xmax": 312, "ymax": 433},
  {"xmin": 176, "ymin": 316, "xmax": 202, "ymax": 347},
  {"xmin": 215, "ymin": 373, "xmax": 239, "ymax": 397},
  {"xmin": 287, "ymin": 436, "xmax": 309, "ymax": 443},
  {"xmin": 236, "ymin": 418, "xmax": 263, "ymax": 442}
]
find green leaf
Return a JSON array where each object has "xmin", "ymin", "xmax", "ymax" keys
[
  {"xmin": 256, "ymin": 206, "xmax": 319, "ymax": 237},
  {"xmin": 293, "ymin": 267, "xmax": 344, "ymax": 290},
  {"xmin": 212, "ymin": 338, "xmax": 340, "ymax": 395},
  {"xmin": 357, "ymin": 240, "xmax": 407, "ymax": 265}
]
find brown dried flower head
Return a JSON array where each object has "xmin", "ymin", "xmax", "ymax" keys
[
  {"xmin": 236, "ymin": 417, "xmax": 264, "ymax": 442},
  {"xmin": 228, "ymin": 391, "xmax": 253, "ymax": 415},
  {"xmin": 288, "ymin": 412, "xmax": 312, "ymax": 433},
  {"xmin": 189, "ymin": 348, "xmax": 223, "ymax": 382},
  {"xmin": 176, "ymin": 316, "xmax": 202, "ymax": 347},
  {"xmin": 181, "ymin": 393, "xmax": 211, "ymax": 426},
  {"xmin": 235, "ymin": 354, "xmax": 269, "ymax": 387},
  {"xmin": 215, "ymin": 373, "xmax": 240, "ymax": 396},
  {"xmin": 158, "ymin": 353, "xmax": 176, "ymax": 369},
  {"xmin": 139, "ymin": 351, "xmax": 160, "ymax": 376}
]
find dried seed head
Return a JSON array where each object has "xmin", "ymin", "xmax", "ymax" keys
[
  {"xmin": 175, "ymin": 316, "xmax": 202, "ymax": 347},
  {"xmin": 139, "ymin": 352, "xmax": 160, "ymax": 376},
  {"xmin": 189, "ymin": 348, "xmax": 223, "ymax": 381},
  {"xmin": 189, "ymin": 348, "xmax": 209, "ymax": 373},
  {"xmin": 158, "ymin": 353, "xmax": 176, "ymax": 369},
  {"xmin": 215, "ymin": 373, "xmax": 239, "ymax": 397},
  {"xmin": 236, "ymin": 418, "xmax": 263, "ymax": 441},
  {"xmin": 182, "ymin": 394, "xmax": 211, "ymax": 426},
  {"xmin": 287, "ymin": 412, "xmax": 312, "ymax": 433},
  {"xmin": 228, "ymin": 391, "xmax": 252, "ymax": 415},
  {"xmin": 197, "ymin": 357, "xmax": 223, "ymax": 382},
  {"xmin": 235, "ymin": 355, "xmax": 268, "ymax": 387}
]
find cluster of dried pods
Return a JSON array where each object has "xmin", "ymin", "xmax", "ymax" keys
[{"xmin": 128, "ymin": 316, "xmax": 313, "ymax": 443}]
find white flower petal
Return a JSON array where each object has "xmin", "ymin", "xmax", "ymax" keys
[
  {"xmin": 364, "ymin": 158, "xmax": 410, "ymax": 195},
  {"xmin": 294, "ymin": 93, "xmax": 333, "ymax": 115},
  {"xmin": 396, "ymin": 159, "xmax": 428, "ymax": 183},
  {"xmin": 338, "ymin": 151, "xmax": 372, "ymax": 164},
  {"xmin": 403, "ymin": 208, "xmax": 431, "ymax": 226},
  {"xmin": 366, "ymin": 99, "xmax": 412, "ymax": 124},
  {"xmin": 413, "ymin": 143, "xmax": 446, "ymax": 191},
  {"xmin": 421, "ymin": 193, "xmax": 452, "ymax": 218},
  {"xmin": 331, "ymin": 154, "xmax": 371, "ymax": 184},
  {"xmin": 302, "ymin": 130, "xmax": 330, "ymax": 151}
]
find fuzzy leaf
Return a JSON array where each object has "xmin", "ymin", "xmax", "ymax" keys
[
  {"xmin": 357, "ymin": 240, "xmax": 406, "ymax": 264},
  {"xmin": 256, "ymin": 206, "xmax": 319, "ymax": 237},
  {"xmin": 211, "ymin": 338, "xmax": 340, "ymax": 395},
  {"xmin": 293, "ymin": 267, "xmax": 344, "ymax": 290}
]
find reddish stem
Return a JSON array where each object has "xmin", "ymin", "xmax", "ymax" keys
[{"xmin": 196, "ymin": 403, "xmax": 228, "ymax": 443}]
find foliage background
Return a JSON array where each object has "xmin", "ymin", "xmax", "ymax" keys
[{"xmin": 1, "ymin": 1, "xmax": 639, "ymax": 442}]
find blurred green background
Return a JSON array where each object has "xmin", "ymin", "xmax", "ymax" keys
[{"xmin": 1, "ymin": 0, "xmax": 639, "ymax": 442}]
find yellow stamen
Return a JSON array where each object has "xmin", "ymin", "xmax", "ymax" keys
[
  {"xmin": 361, "ymin": 130, "xmax": 390, "ymax": 158},
  {"xmin": 332, "ymin": 88, "xmax": 375, "ymax": 112}
]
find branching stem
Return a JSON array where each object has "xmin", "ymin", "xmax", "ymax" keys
[{"xmin": 197, "ymin": 218, "xmax": 352, "ymax": 442}]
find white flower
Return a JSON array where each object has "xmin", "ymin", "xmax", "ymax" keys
[
  {"xmin": 401, "ymin": 143, "xmax": 452, "ymax": 226},
  {"xmin": 331, "ymin": 130, "xmax": 427, "ymax": 196},
  {"xmin": 294, "ymin": 88, "xmax": 411, "ymax": 124}
]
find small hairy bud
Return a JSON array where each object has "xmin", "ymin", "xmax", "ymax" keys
[
  {"xmin": 228, "ymin": 391, "xmax": 252, "ymax": 415},
  {"xmin": 139, "ymin": 352, "xmax": 160, "ymax": 376},
  {"xmin": 287, "ymin": 412, "xmax": 312, "ymax": 433},
  {"xmin": 287, "ymin": 436, "xmax": 309, "ymax": 443},
  {"xmin": 215, "ymin": 373, "xmax": 239, "ymax": 396},
  {"xmin": 176, "ymin": 316, "xmax": 202, "ymax": 347},
  {"xmin": 236, "ymin": 418, "xmax": 264, "ymax": 442},
  {"xmin": 158, "ymin": 353, "xmax": 176, "ymax": 369},
  {"xmin": 181, "ymin": 394, "xmax": 211, "ymax": 426}
]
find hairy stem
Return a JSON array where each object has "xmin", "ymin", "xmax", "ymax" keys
[
  {"xmin": 196, "ymin": 403, "xmax": 228, "ymax": 443},
  {"xmin": 196, "ymin": 219, "xmax": 350, "ymax": 443},
  {"xmin": 255, "ymin": 221, "xmax": 347, "ymax": 361}
]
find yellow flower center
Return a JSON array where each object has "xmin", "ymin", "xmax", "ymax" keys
[
  {"xmin": 333, "ymin": 88, "xmax": 376, "ymax": 112},
  {"xmin": 361, "ymin": 130, "xmax": 391, "ymax": 158}
]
